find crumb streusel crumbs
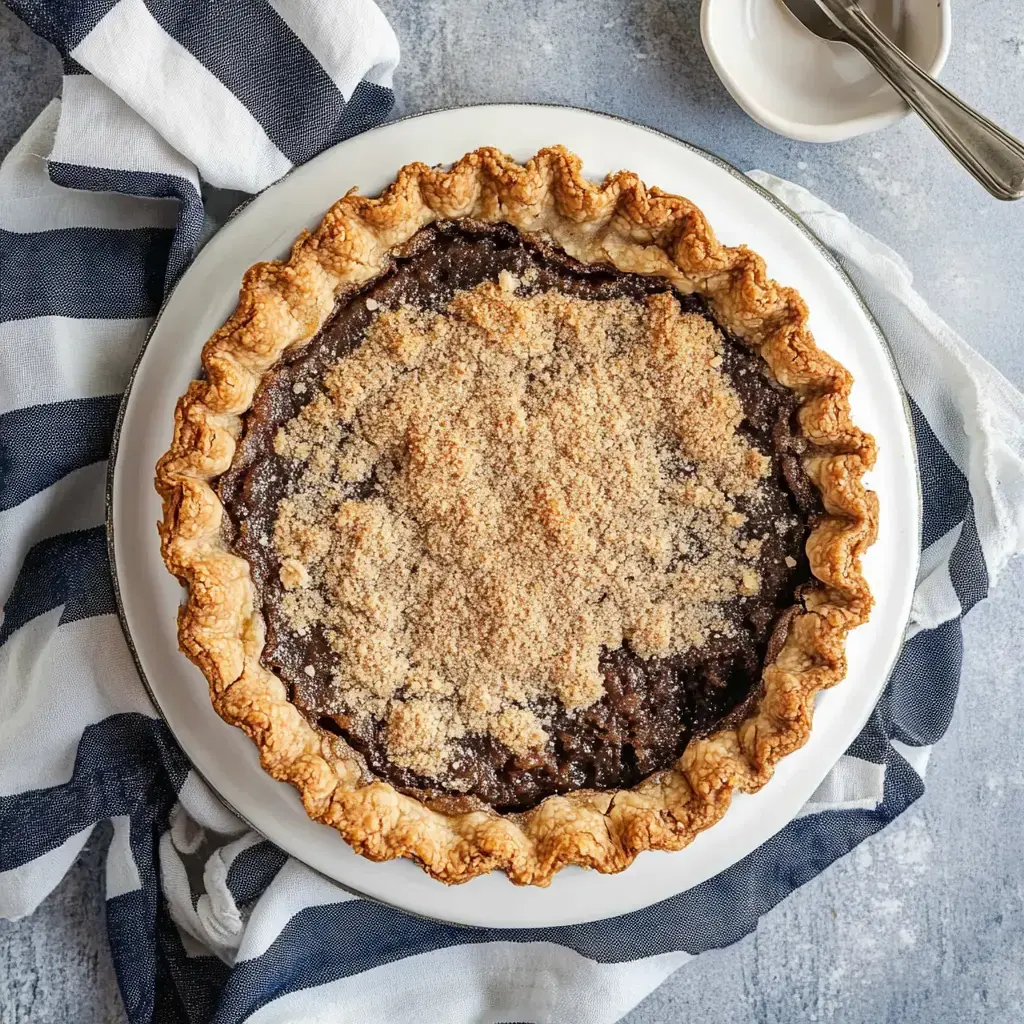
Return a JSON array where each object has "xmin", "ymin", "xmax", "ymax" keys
[{"xmin": 271, "ymin": 281, "xmax": 770, "ymax": 783}]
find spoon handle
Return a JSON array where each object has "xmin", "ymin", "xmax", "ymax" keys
[{"xmin": 820, "ymin": 0, "xmax": 1024, "ymax": 200}]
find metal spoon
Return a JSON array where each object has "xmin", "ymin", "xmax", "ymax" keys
[{"xmin": 781, "ymin": 0, "xmax": 1024, "ymax": 200}]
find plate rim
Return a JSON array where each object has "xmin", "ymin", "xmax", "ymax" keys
[{"xmin": 106, "ymin": 101, "xmax": 922, "ymax": 928}]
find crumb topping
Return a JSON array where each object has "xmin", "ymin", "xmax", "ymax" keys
[{"xmin": 270, "ymin": 281, "xmax": 771, "ymax": 783}]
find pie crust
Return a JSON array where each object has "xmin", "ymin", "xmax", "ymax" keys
[{"xmin": 156, "ymin": 147, "xmax": 877, "ymax": 886}]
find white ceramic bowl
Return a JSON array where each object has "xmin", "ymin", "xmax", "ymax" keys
[{"xmin": 701, "ymin": 0, "xmax": 951, "ymax": 141}]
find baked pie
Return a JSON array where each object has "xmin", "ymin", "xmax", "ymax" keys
[{"xmin": 156, "ymin": 147, "xmax": 877, "ymax": 886}]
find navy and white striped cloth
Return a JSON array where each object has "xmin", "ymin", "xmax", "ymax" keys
[{"xmin": 2, "ymin": 3, "xmax": 1024, "ymax": 1022}]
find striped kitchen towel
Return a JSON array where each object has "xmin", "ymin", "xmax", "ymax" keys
[{"xmin": 2, "ymin": 2, "xmax": 1024, "ymax": 1023}]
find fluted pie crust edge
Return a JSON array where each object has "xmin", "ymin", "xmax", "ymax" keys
[{"xmin": 155, "ymin": 147, "xmax": 878, "ymax": 886}]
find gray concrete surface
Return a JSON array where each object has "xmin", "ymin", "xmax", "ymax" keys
[{"xmin": 2, "ymin": 1, "xmax": 1024, "ymax": 1020}]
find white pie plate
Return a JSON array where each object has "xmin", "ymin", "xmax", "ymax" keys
[{"xmin": 109, "ymin": 104, "xmax": 920, "ymax": 929}]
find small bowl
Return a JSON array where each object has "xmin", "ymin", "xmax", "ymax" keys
[{"xmin": 700, "ymin": 0, "xmax": 951, "ymax": 142}]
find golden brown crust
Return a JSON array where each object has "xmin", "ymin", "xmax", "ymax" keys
[{"xmin": 156, "ymin": 147, "xmax": 878, "ymax": 886}]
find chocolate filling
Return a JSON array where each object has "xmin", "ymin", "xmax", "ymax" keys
[{"xmin": 219, "ymin": 221, "xmax": 821, "ymax": 813}]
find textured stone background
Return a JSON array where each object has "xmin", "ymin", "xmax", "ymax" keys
[{"xmin": 2, "ymin": 1, "xmax": 1024, "ymax": 1021}]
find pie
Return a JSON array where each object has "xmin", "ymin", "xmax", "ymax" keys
[{"xmin": 156, "ymin": 147, "xmax": 877, "ymax": 886}]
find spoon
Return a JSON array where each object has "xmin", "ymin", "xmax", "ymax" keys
[{"xmin": 781, "ymin": 0, "xmax": 1024, "ymax": 200}]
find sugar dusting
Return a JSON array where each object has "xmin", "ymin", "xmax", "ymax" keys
[{"xmin": 271, "ymin": 281, "xmax": 769, "ymax": 783}]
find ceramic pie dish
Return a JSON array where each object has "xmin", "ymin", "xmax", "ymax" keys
[
  {"xmin": 110, "ymin": 104, "xmax": 919, "ymax": 926},
  {"xmin": 155, "ymin": 144, "xmax": 877, "ymax": 886}
]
